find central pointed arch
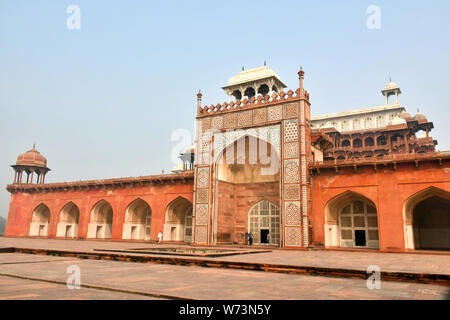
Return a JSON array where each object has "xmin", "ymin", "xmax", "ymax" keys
[
  {"xmin": 87, "ymin": 200, "xmax": 113, "ymax": 239},
  {"xmin": 56, "ymin": 202, "xmax": 79, "ymax": 238},
  {"xmin": 29, "ymin": 203, "xmax": 50, "ymax": 237},
  {"xmin": 213, "ymin": 134, "xmax": 281, "ymax": 245},
  {"xmin": 122, "ymin": 198, "xmax": 152, "ymax": 240}
]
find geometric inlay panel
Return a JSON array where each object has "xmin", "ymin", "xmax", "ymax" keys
[
  {"xmin": 238, "ymin": 110, "xmax": 253, "ymax": 126},
  {"xmin": 284, "ymin": 119, "xmax": 298, "ymax": 142},
  {"xmin": 197, "ymin": 167, "xmax": 210, "ymax": 188},
  {"xmin": 285, "ymin": 226, "xmax": 301, "ymax": 246},
  {"xmin": 196, "ymin": 204, "xmax": 209, "ymax": 225},
  {"xmin": 285, "ymin": 201, "xmax": 301, "ymax": 226},
  {"xmin": 195, "ymin": 225, "xmax": 208, "ymax": 243},
  {"xmin": 197, "ymin": 188, "xmax": 209, "ymax": 204},
  {"xmin": 267, "ymin": 105, "xmax": 282, "ymax": 122},
  {"xmin": 284, "ymin": 141, "xmax": 299, "ymax": 158},
  {"xmin": 201, "ymin": 117, "xmax": 211, "ymax": 131},
  {"xmin": 224, "ymin": 113, "xmax": 238, "ymax": 129},
  {"xmin": 212, "ymin": 115, "xmax": 224, "ymax": 130},
  {"xmin": 284, "ymin": 159, "xmax": 299, "ymax": 183},
  {"xmin": 285, "ymin": 184, "xmax": 300, "ymax": 200},
  {"xmin": 253, "ymin": 108, "xmax": 267, "ymax": 124},
  {"xmin": 283, "ymin": 103, "xmax": 298, "ymax": 119}
]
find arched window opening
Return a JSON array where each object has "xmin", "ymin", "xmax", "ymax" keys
[
  {"xmin": 341, "ymin": 140, "xmax": 351, "ymax": 147},
  {"xmin": 338, "ymin": 200, "xmax": 379, "ymax": 249},
  {"xmin": 232, "ymin": 90, "xmax": 242, "ymax": 100},
  {"xmin": 377, "ymin": 136, "xmax": 387, "ymax": 146},
  {"xmin": 248, "ymin": 200, "xmax": 280, "ymax": 245},
  {"xmin": 353, "ymin": 139, "xmax": 362, "ymax": 148},
  {"xmin": 257, "ymin": 84, "xmax": 269, "ymax": 96},
  {"xmin": 365, "ymin": 137, "xmax": 375, "ymax": 147},
  {"xmin": 244, "ymin": 87, "xmax": 255, "ymax": 99}
]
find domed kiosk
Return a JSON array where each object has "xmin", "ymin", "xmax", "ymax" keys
[{"xmin": 11, "ymin": 145, "xmax": 50, "ymax": 184}]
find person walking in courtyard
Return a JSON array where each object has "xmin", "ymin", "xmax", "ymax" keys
[
  {"xmin": 248, "ymin": 232, "xmax": 254, "ymax": 245},
  {"xmin": 157, "ymin": 231, "xmax": 163, "ymax": 244}
]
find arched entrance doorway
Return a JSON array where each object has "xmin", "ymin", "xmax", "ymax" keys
[
  {"xmin": 56, "ymin": 202, "xmax": 79, "ymax": 238},
  {"xmin": 29, "ymin": 203, "xmax": 50, "ymax": 237},
  {"xmin": 87, "ymin": 200, "xmax": 113, "ymax": 239},
  {"xmin": 325, "ymin": 192, "xmax": 379, "ymax": 249},
  {"xmin": 122, "ymin": 198, "xmax": 152, "ymax": 240},
  {"xmin": 214, "ymin": 135, "xmax": 280, "ymax": 245},
  {"xmin": 413, "ymin": 197, "xmax": 450, "ymax": 250},
  {"xmin": 163, "ymin": 197, "xmax": 193, "ymax": 242},
  {"xmin": 248, "ymin": 200, "xmax": 280, "ymax": 245},
  {"xmin": 404, "ymin": 187, "xmax": 450, "ymax": 250}
]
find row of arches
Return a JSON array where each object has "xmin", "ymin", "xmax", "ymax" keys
[
  {"xmin": 325, "ymin": 187, "xmax": 450, "ymax": 250},
  {"xmin": 340, "ymin": 136, "xmax": 389, "ymax": 148},
  {"xmin": 29, "ymin": 197, "xmax": 193, "ymax": 242}
]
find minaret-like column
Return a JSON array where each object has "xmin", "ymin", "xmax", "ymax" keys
[
  {"xmin": 298, "ymin": 67, "xmax": 311, "ymax": 247},
  {"xmin": 197, "ymin": 90, "xmax": 203, "ymax": 114}
]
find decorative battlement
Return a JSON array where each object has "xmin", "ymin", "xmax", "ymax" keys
[{"xmin": 197, "ymin": 88, "xmax": 309, "ymax": 118}]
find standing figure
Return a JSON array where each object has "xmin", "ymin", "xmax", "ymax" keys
[
  {"xmin": 248, "ymin": 232, "xmax": 254, "ymax": 245},
  {"xmin": 157, "ymin": 231, "xmax": 163, "ymax": 244}
]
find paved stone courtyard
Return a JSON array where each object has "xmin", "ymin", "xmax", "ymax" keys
[{"xmin": 0, "ymin": 238, "xmax": 449, "ymax": 300}]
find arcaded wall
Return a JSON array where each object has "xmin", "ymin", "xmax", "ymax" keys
[
  {"xmin": 5, "ymin": 180, "xmax": 193, "ymax": 241},
  {"xmin": 310, "ymin": 160, "xmax": 450, "ymax": 251}
]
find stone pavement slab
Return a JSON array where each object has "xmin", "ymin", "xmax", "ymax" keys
[
  {"xmin": 0, "ymin": 252, "xmax": 448, "ymax": 300},
  {"xmin": 1, "ymin": 237, "xmax": 449, "ymax": 276}
]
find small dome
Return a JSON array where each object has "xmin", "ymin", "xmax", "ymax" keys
[
  {"xmin": 388, "ymin": 116, "xmax": 407, "ymax": 126},
  {"xmin": 384, "ymin": 81, "xmax": 400, "ymax": 91},
  {"xmin": 399, "ymin": 111, "xmax": 411, "ymax": 120},
  {"xmin": 413, "ymin": 113, "xmax": 428, "ymax": 122},
  {"xmin": 16, "ymin": 147, "xmax": 47, "ymax": 167}
]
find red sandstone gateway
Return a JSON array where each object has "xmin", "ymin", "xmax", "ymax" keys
[{"xmin": 5, "ymin": 66, "xmax": 450, "ymax": 252}]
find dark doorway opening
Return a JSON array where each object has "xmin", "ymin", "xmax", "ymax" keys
[
  {"xmin": 260, "ymin": 230, "xmax": 269, "ymax": 244},
  {"xmin": 355, "ymin": 230, "xmax": 366, "ymax": 247}
]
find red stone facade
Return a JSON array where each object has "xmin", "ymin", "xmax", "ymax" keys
[
  {"xmin": 4, "ymin": 68, "xmax": 450, "ymax": 251},
  {"xmin": 5, "ymin": 173, "xmax": 193, "ymax": 241}
]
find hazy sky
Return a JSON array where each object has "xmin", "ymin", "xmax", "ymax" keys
[{"xmin": 1, "ymin": 0, "xmax": 449, "ymax": 218}]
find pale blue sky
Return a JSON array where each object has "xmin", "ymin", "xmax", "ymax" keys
[{"xmin": 1, "ymin": 0, "xmax": 449, "ymax": 218}]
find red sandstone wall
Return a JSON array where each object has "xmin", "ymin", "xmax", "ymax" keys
[
  {"xmin": 310, "ymin": 161, "xmax": 450, "ymax": 251},
  {"xmin": 216, "ymin": 180, "xmax": 279, "ymax": 244},
  {"xmin": 5, "ymin": 182, "xmax": 193, "ymax": 241}
]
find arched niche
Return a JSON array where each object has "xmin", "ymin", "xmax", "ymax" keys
[
  {"xmin": 29, "ymin": 203, "xmax": 50, "ymax": 237},
  {"xmin": 403, "ymin": 187, "xmax": 450, "ymax": 250},
  {"xmin": 87, "ymin": 200, "xmax": 113, "ymax": 239},
  {"xmin": 122, "ymin": 198, "xmax": 152, "ymax": 240},
  {"xmin": 324, "ymin": 191, "xmax": 379, "ymax": 249},
  {"xmin": 163, "ymin": 197, "xmax": 193, "ymax": 242},
  {"xmin": 56, "ymin": 202, "xmax": 79, "ymax": 238}
]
